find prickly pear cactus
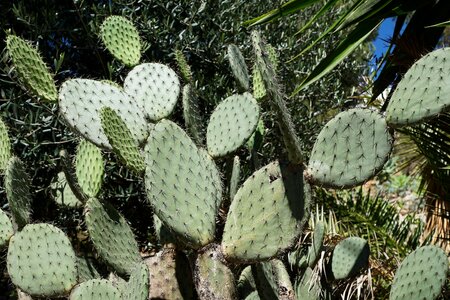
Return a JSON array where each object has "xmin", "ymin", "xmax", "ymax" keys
[
  {"xmin": 228, "ymin": 44, "xmax": 250, "ymax": 92},
  {"xmin": 7, "ymin": 223, "xmax": 77, "ymax": 297},
  {"xmin": 100, "ymin": 16, "xmax": 141, "ymax": 67},
  {"xmin": 307, "ymin": 221, "xmax": 324, "ymax": 268},
  {"xmin": 331, "ymin": 237, "xmax": 369, "ymax": 280},
  {"xmin": 122, "ymin": 262, "xmax": 150, "ymax": 300},
  {"xmin": 0, "ymin": 209, "xmax": 13, "ymax": 248},
  {"xmin": 390, "ymin": 245, "xmax": 448, "ymax": 300},
  {"xmin": 76, "ymin": 139, "xmax": 104, "ymax": 197},
  {"xmin": 0, "ymin": 117, "xmax": 11, "ymax": 172},
  {"xmin": 182, "ymin": 84, "xmax": 204, "ymax": 145},
  {"xmin": 252, "ymin": 259, "xmax": 295, "ymax": 300},
  {"xmin": 70, "ymin": 279, "xmax": 122, "ymax": 300},
  {"xmin": 6, "ymin": 35, "xmax": 57, "ymax": 101},
  {"xmin": 52, "ymin": 172, "xmax": 83, "ymax": 208},
  {"xmin": 76, "ymin": 254, "xmax": 101, "ymax": 283}
]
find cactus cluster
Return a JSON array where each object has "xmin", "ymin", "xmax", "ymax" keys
[{"xmin": 1, "ymin": 13, "xmax": 448, "ymax": 300}]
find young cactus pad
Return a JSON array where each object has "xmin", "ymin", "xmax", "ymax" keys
[
  {"xmin": 76, "ymin": 139, "xmax": 104, "ymax": 197},
  {"xmin": 252, "ymin": 259, "xmax": 295, "ymax": 300},
  {"xmin": 0, "ymin": 117, "xmax": 12, "ymax": 172},
  {"xmin": 52, "ymin": 172, "xmax": 83, "ymax": 208},
  {"xmin": 386, "ymin": 47, "xmax": 450, "ymax": 127},
  {"xmin": 59, "ymin": 79, "xmax": 148, "ymax": 149},
  {"xmin": 100, "ymin": 16, "xmax": 141, "ymax": 67},
  {"xmin": 227, "ymin": 44, "xmax": 250, "ymax": 92},
  {"xmin": 389, "ymin": 245, "xmax": 448, "ymax": 300},
  {"xmin": 331, "ymin": 237, "xmax": 370, "ymax": 280},
  {"xmin": 183, "ymin": 84, "xmax": 204, "ymax": 145},
  {"xmin": 6, "ymin": 35, "xmax": 57, "ymax": 101},
  {"xmin": 85, "ymin": 198, "xmax": 141, "ymax": 275},
  {"xmin": 306, "ymin": 108, "xmax": 393, "ymax": 188},
  {"xmin": 7, "ymin": 223, "xmax": 77, "ymax": 297},
  {"xmin": 122, "ymin": 262, "xmax": 150, "ymax": 300},
  {"xmin": 124, "ymin": 63, "xmax": 180, "ymax": 121},
  {"xmin": 145, "ymin": 119, "xmax": 221, "ymax": 248},
  {"xmin": 0, "ymin": 209, "xmax": 13, "ymax": 248},
  {"xmin": 69, "ymin": 279, "xmax": 122, "ymax": 300},
  {"xmin": 207, "ymin": 92, "xmax": 260, "ymax": 158},
  {"xmin": 222, "ymin": 161, "xmax": 311, "ymax": 263}
]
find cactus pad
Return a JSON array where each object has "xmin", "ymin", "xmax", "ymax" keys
[
  {"xmin": 183, "ymin": 84, "xmax": 204, "ymax": 145},
  {"xmin": 100, "ymin": 16, "xmax": 141, "ymax": 67},
  {"xmin": 386, "ymin": 47, "xmax": 450, "ymax": 127},
  {"xmin": 174, "ymin": 49, "xmax": 193, "ymax": 82},
  {"xmin": 228, "ymin": 44, "xmax": 250, "ymax": 92},
  {"xmin": 0, "ymin": 118, "xmax": 11, "ymax": 172},
  {"xmin": 70, "ymin": 279, "xmax": 122, "ymax": 300},
  {"xmin": 5, "ymin": 157, "xmax": 32, "ymax": 229},
  {"xmin": 59, "ymin": 79, "xmax": 147, "ymax": 149},
  {"xmin": 76, "ymin": 254, "xmax": 101, "ymax": 283},
  {"xmin": 307, "ymin": 221, "xmax": 324, "ymax": 268},
  {"xmin": 295, "ymin": 267, "xmax": 321, "ymax": 300},
  {"xmin": 123, "ymin": 263, "xmax": 150, "ymax": 300},
  {"xmin": 331, "ymin": 237, "xmax": 370, "ymax": 280},
  {"xmin": 6, "ymin": 35, "xmax": 57, "ymax": 101},
  {"xmin": 252, "ymin": 259, "xmax": 295, "ymax": 300},
  {"xmin": 100, "ymin": 107, "xmax": 145, "ymax": 174},
  {"xmin": 85, "ymin": 198, "xmax": 140, "ymax": 275},
  {"xmin": 229, "ymin": 155, "xmax": 240, "ymax": 202},
  {"xmin": 76, "ymin": 139, "xmax": 104, "ymax": 197},
  {"xmin": 52, "ymin": 172, "xmax": 83, "ymax": 207},
  {"xmin": 0, "ymin": 209, "xmax": 13, "ymax": 248},
  {"xmin": 222, "ymin": 161, "xmax": 311, "ymax": 263},
  {"xmin": 207, "ymin": 93, "xmax": 260, "ymax": 157},
  {"xmin": 306, "ymin": 108, "xmax": 392, "ymax": 188},
  {"xmin": 124, "ymin": 63, "xmax": 180, "ymax": 121},
  {"xmin": 390, "ymin": 245, "xmax": 448, "ymax": 300},
  {"xmin": 145, "ymin": 119, "xmax": 221, "ymax": 248},
  {"xmin": 7, "ymin": 223, "xmax": 77, "ymax": 297}
]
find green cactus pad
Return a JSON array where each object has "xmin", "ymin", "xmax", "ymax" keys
[
  {"xmin": 6, "ymin": 35, "xmax": 57, "ymax": 102},
  {"xmin": 85, "ymin": 198, "xmax": 140, "ymax": 275},
  {"xmin": 386, "ymin": 47, "xmax": 450, "ymax": 127},
  {"xmin": 238, "ymin": 266, "xmax": 257, "ymax": 299},
  {"xmin": 390, "ymin": 245, "xmax": 448, "ymax": 300},
  {"xmin": 52, "ymin": 172, "xmax": 83, "ymax": 208},
  {"xmin": 194, "ymin": 244, "xmax": 237, "ymax": 300},
  {"xmin": 7, "ymin": 223, "xmax": 77, "ymax": 297},
  {"xmin": 331, "ymin": 237, "xmax": 370, "ymax": 280},
  {"xmin": 252, "ymin": 259, "xmax": 295, "ymax": 300},
  {"xmin": 246, "ymin": 118, "xmax": 265, "ymax": 152},
  {"xmin": 0, "ymin": 118, "xmax": 11, "ymax": 172},
  {"xmin": 124, "ymin": 63, "xmax": 180, "ymax": 121},
  {"xmin": 59, "ymin": 79, "xmax": 148, "ymax": 149},
  {"xmin": 70, "ymin": 279, "xmax": 122, "ymax": 300},
  {"xmin": 76, "ymin": 139, "xmax": 104, "ymax": 197},
  {"xmin": 228, "ymin": 44, "xmax": 250, "ymax": 92},
  {"xmin": 5, "ymin": 157, "xmax": 32, "ymax": 230},
  {"xmin": 145, "ymin": 119, "xmax": 221, "ymax": 248},
  {"xmin": 252, "ymin": 44, "xmax": 277, "ymax": 101},
  {"xmin": 77, "ymin": 254, "xmax": 101, "ymax": 283},
  {"xmin": 123, "ymin": 263, "xmax": 150, "ymax": 300},
  {"xmin": 207, "ymin": 93, "xmax": 260, "ymax": 157},
  {"xmin": 295, "ymin": 267, "xmax": 321, "ymax": 300},
  {"xmin": 100, "ymin": 107, "xmax": 145, "ymax": 174},
  {"xmin": 174, "ymin": 49, "xmax": 193, "ymax": 82},
  {"xmin": 100, "ymin": 16, "xmax": 141, "ymax": 67},
  {"xmin": 183, "ymin": 84, "xmax": 204, "ymax": 145},
  {"xmin": 0, "ymin": 209, "xmax": 13, "ymax": 248},
  {"xmin": 229, "ymin": 155, "xmax": 240, "ymax": 202},
  {"xmin": 222, "ymin": 161, "xmax": 311, "ymax": 263},
  {"xmin": 145, "ymin": 248, "xmax": 195, "ymax": 300},
  {"xmin": 306, "ymin": 108, "xmax": 393, "ymax": 188},
  {"xmin": 307, "ymin": 221, "xmax": 324, "ymax": 268}
]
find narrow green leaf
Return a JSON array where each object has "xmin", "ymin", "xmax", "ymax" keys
[
  {"xmin": 425, "ymin": 20, "xmax": 450, "ymax": 28},
  {"xmin": 295, "ymin": 0, "xmax": 341, "ymax": 36},
  {"xmin": 336, "ymin": 0, "xmax": 393, "ymax": 31}
]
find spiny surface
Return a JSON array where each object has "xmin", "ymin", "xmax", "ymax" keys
[
  {"xmin": 6, "ymin": 35, "xmax": 57, "ymax": 101},
  {"xmin": 386, "ymin": 47, "xmax": 450, "ymax": 127},
  {"xmin": 59, "ymin": 79, "xmax": 147, "ymax": 149},
  {"xmin": 76, "ymin": 139, "xmax": 103, "ymax": 197},
  {"xmin": 52, "ymin": 172, "xmax": 82, "ymax": 208},
  {"xmin": 76, "ymin": 254, "xmax": 101, "ymax": 283},
  {"xmin": 7, "ymin": 223, "xmax": 77, "ymax": 297},
  {"xmin": 252, "ymin": 259, "xmax": 295, "ymax": 300},
  {"xmin": 390, "ymin": 245, "xmax": 448, "ymax": 300},
  {"xmin": 183, "ymin": 84, "xmax": 204, "ymax": 145},
  {"xmin": 228, "ymin": 44, "xmax": 250, "ymax": 92},
  {"xmin": 70, "ymin": 279, "xmax": 122, "ymax": 300},
  {"xmin": 124, "ymin": 63, "xmax": 180, "ymax": 121},
  {"xmin": 123, "ymin": 262, "xmax": 150, "ymax": 300},
  {"xmin": 207, "ymin": 93, "xmax": 260, "ymax": 158},
  {"xmin": 0, "ymin": 209, "xmax": 13, "ymax": 248},
  {"xmin": 145, "ymin": 120, "xmax": 221, "ymax": 248},
  {"xmin": 5, "ymin": 157, "xmax": 32, "ymax": 229},
  {"xmin": 331, "ymin": 237, "xmax": 369, "ymax": 280},
  {"xmin": 222, "ymin": 161, "xmax": 311, "ymax": 263},
  {"xmin": 100, "ymin": 107, "xmax": 145, "ymax": 174},
  {"xmin": 0, "ymin": 118, "xmax": 11, "ymax": 172},
  {"xmin": 100, "ymin": 16, "xmax": 141, "ymax": 67},
  {"xmin": 85, "ymin": 198, "xmax": 140, "ymax": 275},
  {"xmin": 307, "ymin": 108, "xmax": 392, "ymax": 188}
]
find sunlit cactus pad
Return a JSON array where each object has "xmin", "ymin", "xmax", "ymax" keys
[
  {"xmin": 207, "ymin": 93, "xmax": 260, "ymax": 157},
  {"xmin": 100, "ymin": 16, "xmax": 141, "ymax": 66},
  {"xmin": 59, "ymin": 79, "xmax": 147, "ymax": 149},
  {"xmin": 386, "ymin": 47, "xmax": 450, "ymax": 127},
  {"xmin": 145, "ymin": 120, "xmax": 221, "ymax": 248},
  {"xmin": 7, "ymin": 223, "xmax": 77, "ymax": 297},
  {"xmin": 123, "ymin": 262, "xmax": 150, "ymax": 300},
  {"xmin": 0, "ymin": 118, "xmax": 11, "ymax": 172},
  {"xmin": 70, "ymin": 279, "xmax": 122, "ymax": 300},
  {"xmin": 228, "ymin": 44, "xmax": 250, "ymax": 91},
  {"xmin": 222, "ymin": 161, "xmax": 311, "ymax": 263},
  {"xmin": 5, "ymin": 157, "xmax": 32, "ymax": 229},
  {"xmin": 85, "ymin": 198, "xmax": 140, "ymax": 275},
  {"xmin": 6, "ymin": 35, "xmax": 57, "ymax": 101},
  {"xmin": 124, "ymin": 63, "xmax": 180, "ymax": 121},
  {"xmin": 52, "ymin": 172, "xmax": 82, "ymax": 208},
  {"xmin": 76, "ymin": 139, "xmax": 104, "ymax": 197},
  {"xmin": 0, "ymin": 209, "xmax": 13, "ymax": 248},
  {"xmin": 331, "ymin": 237, "xmax": 369, "ymax": 280},
  {"xmin": 100, "ymin": 107, "xmax": 145, "ymax": 174},
  {"xmin": 390, "ymin": 245, "xmax": 448, "ymax": 300},
  {"xmin": 306, "ymin": 108, "xmax": 392, "ymax": 188}
]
